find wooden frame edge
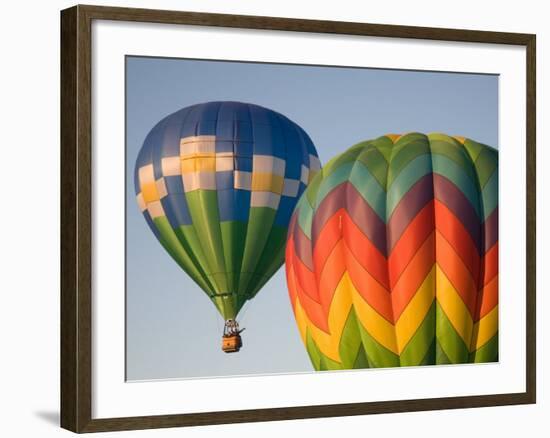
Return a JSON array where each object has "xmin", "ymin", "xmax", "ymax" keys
[{"xmin": 60, "ymin": 4, "xmax": 537, "ymax": 433}]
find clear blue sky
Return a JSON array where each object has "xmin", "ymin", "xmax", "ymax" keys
[{"xmin": 126, "ymin": 56, "xmax": 498, "ymax": 381}]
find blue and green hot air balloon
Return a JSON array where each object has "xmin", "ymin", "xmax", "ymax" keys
[{"xmin": 134, "ymin": 101, "xmax": 320, "ymax": 352}]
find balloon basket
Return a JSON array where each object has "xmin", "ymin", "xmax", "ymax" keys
[
  {"xmin": 222, "ymin": 334, "xmax": 242, "ymax": 353},
  {"xmin": 222, "ymin": 319, "xmax": 244, "ymax": 353}
]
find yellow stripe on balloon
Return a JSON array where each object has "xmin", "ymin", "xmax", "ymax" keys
[
  {"xmin": 395, "ymin": 266, "xmax": 436, "ymax": 353},
  {"xmin": 470, "ymin": 305, "xmax": 498, "ymax": 352},
  {"xmin": 435, "ymin": 264, "xmax": 474, "ymax": 347},
  {"xmin": 141, "ymin": 182, "xmax": 160, "ymax": 203},
  {"xmin": 292, "ymin": 296, "xmax": 308, "ymax": 345},
  {"xmin": 180, "ymin": 155, "xmax": 216, "ymax": 173},
  {"xmin": 251, "ymin": 172, "xmax": 285, "ymax": 194},
  {"xmin": 293, "ymin": 272, "xmax": 355, "ymax": 362},
  {"xmin": 351, "ymin": 281, "xmax": 398, "ymax": 355}
]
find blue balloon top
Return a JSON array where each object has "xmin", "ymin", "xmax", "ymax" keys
[{"xmin": 134, "ymin": 101, "xmax": 320, "ymax": 228}]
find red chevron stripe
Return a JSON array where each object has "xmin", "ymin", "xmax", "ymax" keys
[
  {"xmin": 433, "ymin": 174, "xmax": 482, "ymax": 250},
  {"xmin": 313, "ymin": 209, "xmax": 342, "ymax": 282},
  {"xmin": 391, "ymin": 232, "xmax": 436, "ymax": 320},
  {"xmin": 435, "ymin": 230, "xmax": 478, "ymax": 316},
  {"xmin": 342, "ymin": 211, "xmax": 389, "ymax": 289},
  {"xmin": 388, "ymin": 200, "xmax": 435, "ymax": 288},
  {"xmin": 481, "ymin": 243, "xmax": 498, "ymax": 286},
  {"xmin": 483, "ymin": 207, "xmax": 498, "ymax": 251},
  {"xmin": 476, "ymin": 275, "xmax": 498, "ymax": 321},
  {"xmin": 387, "ymin": 174, "xmax": 434, "ymax": 251},
  {"xmin": 288, "ymin": 237, "xmax": 320, "ymax": 303},
  {"xmin": 344, "ymin": 240, "xmax": 394, "ymax": 323},
  {"xmin": 311, "ymin": 182, "xmax": 387, "ymax": 255},
  {"xmin": 287, "ymin": 258, "xmax": 330, "ymax": 333},
  {"xmin": 434, "ymin": 200, "xmax": 481, "ymax": 280}
]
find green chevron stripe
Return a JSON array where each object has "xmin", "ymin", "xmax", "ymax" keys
[
  {"xmin": 353, "ymin": 344, "xmax": 370, "ymax": 368},
  {"xmin": 356, "ymin": 317, "xmax": 400, "ymax": 368},
  {"xmin": 470, "ymin": 332, "xmax": 498, "ymax": 363},
  {"xmin": 305, "ymin": 329, "xmax": 322, "ymax": 370},
  {"xmin": 355, "ymin": 138, "xmax": 391, "ymax": 189},
  {"xmin": 319, "ymin": 353, "xmax": 345, "ymax": 371},
  {"xmin": 473, "ymin": 146, "xmax": 498, "ymax": 188},
  {"xmin": 435, "ymin": 302, "xmax": 470, "ymax": 364},
  {"xmin": 481, "ymin": 171, "xmax": 498, "ymax": 219},
  {"xmin": 319, "ymin": 145, "xmax": 364, "ymax": 181},
  {"xmin": 338, "ymin": 307, "xmax": 363, "ymax": 369},
  {"xmin": 432, "ymin": 155, "xmax": 482, "ymax": 218},
  {"xmin": 296, "ymin": 196, "xmax": 314, "ymax": 239},
  {"xmin": 347, "ymin": 162, "xmax": 387, "ymax": 220},
  {"xmin": 374, "ymin": 136, "xmax": 398, "ymax": 162},
  {"xmin": 399, "ymin": 301, "xmax": 436, "ymax": 366},
  {"xmin": 387, "ymin": 136, "xmax": 431, "ymax": 188},
  {"xmin": 435, "ymin": 339, "xmax": 452, "ymax": 364},
  {"xmin": 386, "ymin": 154, "xmax": 433, "ymax": 219},
  {"xmin": 419, "ymin": 338, "xmax": 436, "ymax": 365},
  {"xmin": 461, "ymin": 138, "xmax": 485, "ymax": 162},
  {"xmin": 304, "ymin": 168, "xmax": 323, "ymax": 206},
  {"xmin": 429, "ymin": 139, "xmax": 478, "ymax": 184}
]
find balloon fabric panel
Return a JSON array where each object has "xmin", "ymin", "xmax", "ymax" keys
[
  {"xmin": 135, "ymin": 102, "xmax": 320, "ymax": 320},
  {"xmin": 286, "ymin": 133, "xmax": 498, "ymax": 369}
]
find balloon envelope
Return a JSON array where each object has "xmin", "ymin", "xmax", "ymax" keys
[
  {"xmin": 135, "ymin": 101, "xmax": 320, "ymax": 320},
  {"xmin": 285, "ymin": 133, "xmax": 498, "ymax": 370}
]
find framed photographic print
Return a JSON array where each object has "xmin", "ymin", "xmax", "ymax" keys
[{"xmin": 60, "ymin": 4, "xmax": 536, "ymax": 433}]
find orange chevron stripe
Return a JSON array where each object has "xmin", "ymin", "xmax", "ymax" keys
[
  {"xmin": 312, "ymin": 209, "xmax": 342, "ymax": 277},
  {"xmin": 388, "ymin": 201, "xmax": 434, "ymax": 288},
  {"xmin": 291, "ymin": 242, "xmax": 320, "ymax": 303},
  {"xmin": 435, "ymin": 230, "xmax": 477, "ymax": 316},
  {"xmin": 342, "ymin": 211, "xmax": 389, "ymax": 289},
  {"xmin": 318, "ymin": 239, "xmax": 347, "ymax": 315},
  {"xmin": 481, "ymin": 243, "xmax": 498, "ymax": 285},
  {"xmin": 286, "ymin": 245, "xmax": 298, "ymax": 311},
  {"xmin": 434, "ymin": 200, "xmax": 481, "ymax": 280},
  {"xmin": 286, "ymin": 253, "xmax": 330, "ymax": 333},
  {"xmin": 344, "ymin": 239, "xmax": 393, "ymax": 323},
  {"xmin": 476, "ymin": 274, "xmax": 498, "ymax": 321},
  {"xmin": 391, "ymin": 232, "xmax": 436, "ymax": 320}
]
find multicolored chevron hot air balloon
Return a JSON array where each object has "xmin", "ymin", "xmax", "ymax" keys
[
  {"xmin": 135, "ymin": 101, "xmax": 320, "ymax": 352},
  {"xmin": 285, "ymin": 133, "xmax": 498, "ymax": 369}
]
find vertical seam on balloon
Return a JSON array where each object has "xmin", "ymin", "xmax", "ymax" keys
[
  {"xmin": 383, "ymin": 136, "xmax": 401, "ymax": 360},
  {"xmin": 211, "ymin": 102, "xmax": 236, "ymax": 317},
  {"xmin": 422, "ymin": 133, "xmax": 446, "ymax": 365},
  {"xmin": 230, "ymin": 104, "xmax": 257, "ymax": 312},
  {"xmin": 460, "ymin": 137, "xmax": 496, "ymax": 352},
  {"xmin": 186, "ymin": 104, "xmax": 228, "ymax": 317}
]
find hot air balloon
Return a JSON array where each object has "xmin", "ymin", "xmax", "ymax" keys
[
  {"xmin": 135, "ymin": 101, "xmax": 320, "ymax": 352},
  {"xmin": 285, "ymin": 133, "xmax": 497, "ymax": 370}
]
